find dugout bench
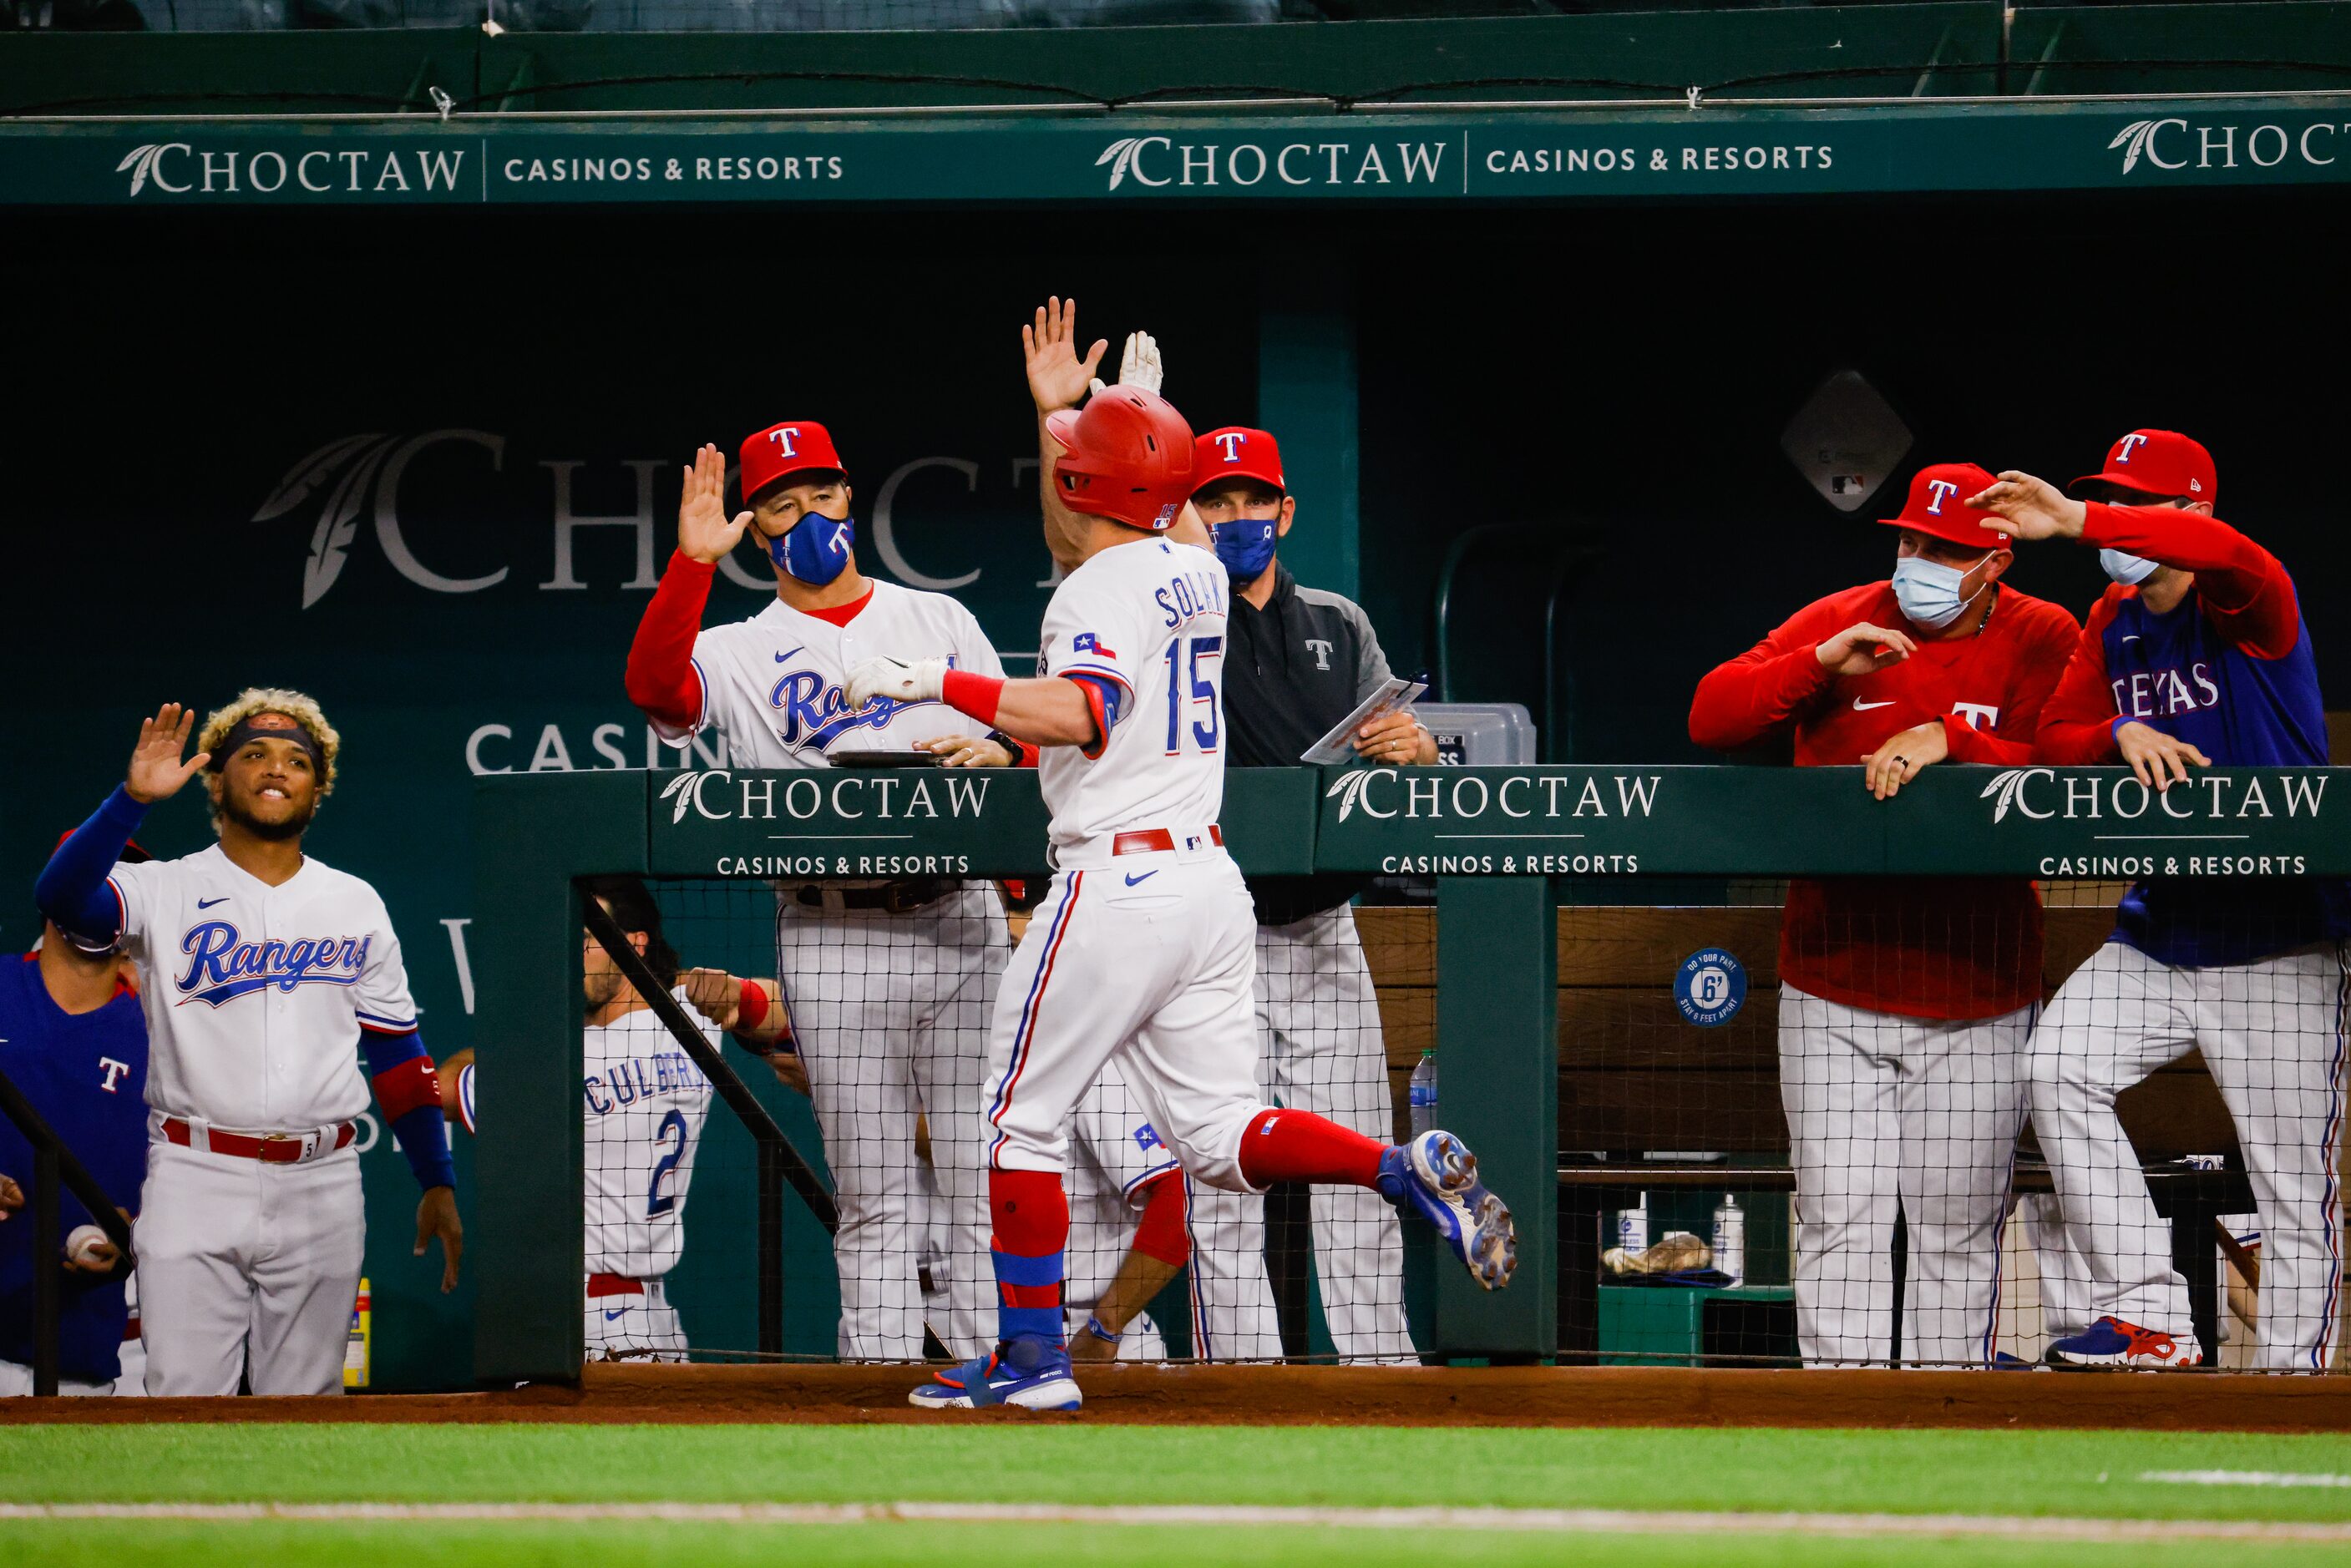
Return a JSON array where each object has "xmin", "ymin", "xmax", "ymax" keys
[{"xmin": 472, "ymin": 763, "xmax": 2339, "ymax": 1382}]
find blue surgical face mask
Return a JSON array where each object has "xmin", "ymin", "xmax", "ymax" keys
[
  {"xmin": 1209, "ymin": 516, "xmax": 1279, "ymax": 581},
  {"xmin": 772, "ymin": 511, "xmax": 856, "ymax": 586},
  {"xmin": 1890, "ymin": 554, "xmax": 1988, "ymax": 631},
  {"xmin": 2100, "ymin": 548, "xmax": 2160, "ymax": 586}
]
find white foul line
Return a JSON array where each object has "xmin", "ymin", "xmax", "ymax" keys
[
  {"xmin": 2141, "ymin": 1470, "xmax": 2351, "ymax": 1489},
  {"xmin": 0, "ymin": 1502, "xmax": 2346, "ymax": 1541}
]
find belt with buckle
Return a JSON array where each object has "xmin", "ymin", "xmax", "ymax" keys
[
  {"xmin": 1112, "ymin": 825, "xmax": 1224, "ymax": 857},
  {"xmin": 161, "ymin": 1117, "xmax": 354, "ymax": 1164},
  {"xmin": 790, "ymin": 878, "xmax": 955, "ymax": 914}
]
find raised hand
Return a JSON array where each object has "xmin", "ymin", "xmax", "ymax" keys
[
  {"xmin": 1024, "ymin": 296, "xmax": 1107, "ymax": 415},
  {"xmin": 1092, "ymin": 330, "xmax": 1165, "ymax": 399},
  {"xmin": 677, "ymin": 443, "xmax": 752, "ymax": 564},
  {"xmin": 1815, "ymin": 623, "xmax": 1916, "ymax": 678},
  {"xmin": 1967, "ymin": 471, "xmax": 2087, "ymax": 542},
  {"xmin": 126, "ymin": 704, "xmax": 210, "ymax": 804}
]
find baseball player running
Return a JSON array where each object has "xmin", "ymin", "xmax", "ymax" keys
[
  {"xmin": 625, "ymin": 426, "xmax": 1016, "ymax": 1361},
  {"xmin": 1974, "ymin": 431, "xmax": 2349, "ymax": 1371},
  {"xmin": 846, "ymin": 381, "xmax": 1516, "ymax": 1411},
  {"xmin": 0, "ymin": 838, "xmax": 151, "ymax": 1397},
  {"xmin": 1181, "ymin": 417, "xmax": 1426, "ymax": 1364},
  {"xmin": 1690, "ymin": 465, "xmax": 2080, "ymax": 1367},
  {"xmin": 37, "ymin": 695, "xmax": 460, "ymax": 1395}
]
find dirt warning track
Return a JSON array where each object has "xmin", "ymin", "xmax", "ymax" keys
[{"xmin": 4, "ymin": 1363, "xmax": 2348, "ymax": 1430}]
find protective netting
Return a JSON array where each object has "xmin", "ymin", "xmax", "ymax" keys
[{"xmin": 572, "ymin": 870, "xmax": 2343, "ymax": 1370}]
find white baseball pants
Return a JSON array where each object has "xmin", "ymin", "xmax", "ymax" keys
[
  {"xmin": 585, "ymin": 1277, "xmax": 687, "ymax": 1363},
  {"xmin": 1778, "ymin": 986, "xmax": 2031, "ymax": 1368},
  {"xmin": 1186, "ymin": 907, "xmax": 1414, "ymax": 1364},
  {"xmin": 778, "ymin": 886, "xmax": 1006, "ymax": 1362},
  {"xmin": 133, "ymin": 1137, "xmax": 362, "ymax": 1396},
  {"xmin": 983, "ymin": 847, "xmax": 1264, "ymax": 1197},
  {"xmin": 2027, "ymin": 938, "xmax": 2346, "ymax": 1372},
  {"xmin": 0, "ymin": 1362, "xmax": 114, "ymax": 1396}
]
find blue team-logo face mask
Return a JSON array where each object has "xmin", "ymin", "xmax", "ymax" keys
[
  {"xmin": 1209, "ymin": 517, "xmax": 1279, "ymax": 581},
  {"xmin": 773, "ymin": 511, "xmax": 856, "ymax": 586}
]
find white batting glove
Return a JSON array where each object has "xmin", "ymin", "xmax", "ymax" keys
[
  {"xmin": 1087, "ymin": 330, "xmax": 1165, "ymax": 399},
  {"xmin": 845, "ymin": 655, "xmax": 948, "ymax": 711}
]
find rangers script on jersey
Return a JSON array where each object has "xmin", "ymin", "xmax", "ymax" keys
[
  {"xmin": 670, "ymin": 581, "xmax": 1008, "ymax": 766},
  {"xmin": 108, "ymin": 845, "xmax": 418, "ymax": 1130}
]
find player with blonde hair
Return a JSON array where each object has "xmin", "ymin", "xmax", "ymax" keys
[{"xmin": 38, "ymin": 694, "xmax": 460, "ymax": 1395}]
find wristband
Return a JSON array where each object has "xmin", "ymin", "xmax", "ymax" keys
[
  {"xmin": 1082, "ymin": 1314, "xmax": 1122, "ymax": 1346},
  {"xmin": 941, "ymin": 668, "xmax": 1006, "ymax": 727},
  {"xmin": 737, "ymin": 979, "xmax": 769, "ymax": 1032}
]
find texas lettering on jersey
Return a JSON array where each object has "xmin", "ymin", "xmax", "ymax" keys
[{"xmin": 173, "ymin": 922, "xmax": 371, "ymax": 1008}]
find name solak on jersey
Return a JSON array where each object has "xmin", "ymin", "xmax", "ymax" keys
[{"xmin": 175, "ymin": 921, "xmax": 371, "ymax": 1008}]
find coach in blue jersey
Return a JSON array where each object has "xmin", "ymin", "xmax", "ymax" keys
[
  {"xmin": 1971, "ymin": 432, "xmax": 2350, "ymax": 1370},
  {"xmin": 0, "ymin": 840, "xmax": 152, "ymax": 1396}
]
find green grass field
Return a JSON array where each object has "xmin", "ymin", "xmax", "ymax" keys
[{"xmin": 4, "ymin": 1425, "xmax": 2351, "ymax": 1566}]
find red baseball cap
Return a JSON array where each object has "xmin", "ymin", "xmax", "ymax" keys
[
  {"xmin": 1191, "ymin": 427, "xmax": 1286, "ymax": 497},
  {"xmin": 1878, "ymin": 462, "xmax": 2009, "ymax": 552},
  {"xmin": 739, "ymin": 420, "xmax": 845, "ymax": 502},
  {"xmin": 2071, "ymin": 429, "xmax": 2217, "ymax": 505}
]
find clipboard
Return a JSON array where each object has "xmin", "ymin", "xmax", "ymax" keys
[{"xmin": 1300, "ymin": 677, "xmax": 1428, "ymax": 765}]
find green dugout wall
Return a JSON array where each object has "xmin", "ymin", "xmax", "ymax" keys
[{"xmin": 474, "ymin": 761, "xmax": 2351, "ymax": 1385}]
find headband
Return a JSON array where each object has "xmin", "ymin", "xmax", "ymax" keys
[{"xmin": 207, "ymin": 714, "xmax": 325, "ymax": 773}]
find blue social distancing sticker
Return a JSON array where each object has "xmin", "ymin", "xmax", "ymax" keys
[{"xmin": 1675, "ymin": 948, "xmax": 1747, "ymax": 1027}]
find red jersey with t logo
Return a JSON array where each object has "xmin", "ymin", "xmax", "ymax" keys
[{"xmin": 1690, "ymin": 581, "xmax": 2080, "ymax": 1019}]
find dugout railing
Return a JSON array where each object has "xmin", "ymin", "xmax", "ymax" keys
[
  {"xmin": 472, "ymin": 762, "xmax": 2351, "ymax": 1383},
  {"xmin": 0, "ymin": 1064, "xmax": 138, "ymax": 1397}
]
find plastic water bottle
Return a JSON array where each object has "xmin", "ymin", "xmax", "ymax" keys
[
  {"xmin": 1711, "ymin": 1195, "xmax": 1746, "ymax": 1286},
  {"xmin": 1408, "ymin": 1050, "xmax": 1438, "ymax": 1137},
  {"xmin": 1616, "ymin": 1193, "xmax": 1648, "ymax": 1255}
]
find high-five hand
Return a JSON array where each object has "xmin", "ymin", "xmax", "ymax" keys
[
  {"xmin": 1091, "ymin": 330, "xmax": 1164, "ymax": 398},
  {"xmin": 677, "ymin": 443, "xmax": 752, "ymax": 564},
  {"xmin": 125, "ymin": 704, "xmax": 210, "ymax": 804},
  {"xmin": 1966, "ymin": 471, "xmax": 2088, "ymax": 542},
  {"xmin": 1024, "ymin": 296, "xmax": 1108, "ymax": 415}
]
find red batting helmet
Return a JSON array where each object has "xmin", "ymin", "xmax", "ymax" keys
[{"xmin": 1046, "ymin": 387, "xmax": 1197, "ymax": 532}]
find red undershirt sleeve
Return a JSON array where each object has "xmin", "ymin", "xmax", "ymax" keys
[{"xmin": 625, "ymin": 550, "xmax": 715, "ymax": 731}]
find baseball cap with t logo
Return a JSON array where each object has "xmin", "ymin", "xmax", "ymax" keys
[{"xmin": 2071, "ymin": 429, "xmax": 2217, "ymax": 504}]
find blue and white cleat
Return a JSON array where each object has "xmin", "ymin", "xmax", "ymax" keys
[
  {"xmin": 2045, "ymin": 1316, "xmax": 2199, "ymax": 1369},
  {"xmin": 1380, "ymin": 1130, "xmax": 1518, "ymax": 1290},
  {"xmin": 908, "ymin": 1336, "xmax": 1082, "ymax": 1411}
]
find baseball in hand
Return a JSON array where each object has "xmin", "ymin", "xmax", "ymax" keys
[{"xmin": 66, "ymin": 1224, "xmax": 113, "ymax": 1269}]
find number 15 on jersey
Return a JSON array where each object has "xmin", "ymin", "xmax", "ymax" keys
[{"xmin": 1164, "ymin": 635, "xmax": 1222, "ymax": 756}]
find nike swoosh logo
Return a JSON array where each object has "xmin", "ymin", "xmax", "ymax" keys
[
  {"xmin": 604, "ymin": 1308, "xmax": 628, "ymax": 1321},
  {"xmin": 2121, "ymin": 635, "xmax": 2142, "ymax": 645},
  {"xmin": 1852, "ymin": 700, "xmax": 1895, "ymax": 711},
  {"xmin": 196, "ymin": 897, "xmax": 230, "ymax": 909},
  {"xmin": 773, "ymin": 647, "xmax": 804, "ymax": 664},
  {"xmin": 1123, "ymin": 870, "xmax": 1159, "ymax": 887}
]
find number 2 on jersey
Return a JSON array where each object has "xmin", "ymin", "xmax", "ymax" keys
[
  {"xmin": 1163, "ymin": 635, "xmax": 1223, "ymax": 756},
  {"xmin": 646, "ymin": 1108, "xmax": 687, "ymax": 1218}
]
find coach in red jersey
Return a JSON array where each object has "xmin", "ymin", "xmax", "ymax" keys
[{"xmin": 1690, "ymin": 463, "xmax": 2080, "ymax": 1367}]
